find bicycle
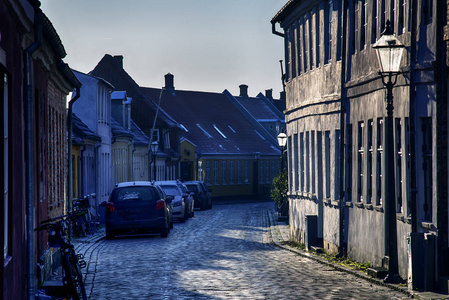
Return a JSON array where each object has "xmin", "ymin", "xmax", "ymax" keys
[
  {"xmin": 35, "ymin": 212, "xmax": 88, "ymax": 300},
  {"xmin": 73, "ymin": 194, "xmax": 98, "ymax": 236}
]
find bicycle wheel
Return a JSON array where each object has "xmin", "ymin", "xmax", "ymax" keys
[{"xmin": 62, "ymin": 251, "xmax": 87, "ymax": 300}]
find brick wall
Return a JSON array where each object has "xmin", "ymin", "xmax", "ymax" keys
[{"xmin": 47, "ymin": 80, "xmax": 67, "ymax": 218}]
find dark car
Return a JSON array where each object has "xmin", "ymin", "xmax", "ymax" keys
[
  {"xmin": 105, "ymin": 181, "xmax": 173, "ymax": 239},
  {"xmin": 184, "ymin": 181, "xmax": 212, "ymax": 210}
]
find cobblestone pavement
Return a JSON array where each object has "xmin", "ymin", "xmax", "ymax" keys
[{"xmin": 74, "ymin": 202, "xmax": 413, "ymax": 299}]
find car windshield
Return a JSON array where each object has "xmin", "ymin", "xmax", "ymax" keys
[
  {"xmin": 179, "ymin": 185, "xmax": 188, "ymax": 194},
  {"xmin": 186, "ymin": 185, "xmax": 198, "ymax": 193},
  {"xmin": 160, "ymin": 185, "xmax": 181, "ymax": 196},
  {"xmin": 111, "ymin": 186, "xmax": 157, "ymax": 202}
]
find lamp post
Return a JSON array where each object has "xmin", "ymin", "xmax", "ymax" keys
[
  {"xmin": 151, "ymin": 141, "xmax": 159, "ymax": 181},
  {"xmin": 277, "ymin": 129, "xmax": 287, "ymax": 172},
  {"xmin": 373, "ymin": 20, "xmax": 405, "ymax": 284}
]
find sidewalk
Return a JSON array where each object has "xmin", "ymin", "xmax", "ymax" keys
[{"xmin": 266, "ymin": 209, "xmax": 449, "ymax": 300}]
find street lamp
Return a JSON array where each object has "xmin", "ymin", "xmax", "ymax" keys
[
  {"xmin": 277, "ymin": 129, "xmax": 287, "ymax": 172},
  {"xmin": 151, "ymin": 141, "xmax": 159, "ymax": 181},
  {"xmin": 373, "ymin": 20, "xmax": 405, "ymax": 284}
]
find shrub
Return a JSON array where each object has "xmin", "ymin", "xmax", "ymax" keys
[{"xmin": 271, "ymin": 171, "xmax": 288, "ymax": 216}]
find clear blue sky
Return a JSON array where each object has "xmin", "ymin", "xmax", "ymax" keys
[{"xmin": 40, "ymin": 0, "xmax": 286, "ymax": 98}]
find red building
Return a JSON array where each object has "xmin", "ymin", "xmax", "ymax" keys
[{"xmin": 0, "ymin": 1, "xmax": 80, "ymax": 298}]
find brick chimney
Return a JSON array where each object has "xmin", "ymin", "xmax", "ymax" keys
[
  {"xmin": 265, "ymin": 89, "xmax": 273, "ymax": 99},
  {"xmin": 239, "ymin": 84, "xmax": 248, "ymax": 97},
  {"xmin": 113, "ymin": 55, "xmax": 123, "ymax": 68},
  {"xmin": 164, "ymin": 73, "xmax": 174, "ymax": 91}
]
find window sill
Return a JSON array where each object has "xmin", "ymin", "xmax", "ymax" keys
[
  {"xmin": 374, "ymin": 205, "xmax": 384, "ymax": 212},
  {"xmin": 365, "ymin": 204, "xmax": 373, "ymax": 210},
  {"xmin": 420, "ymin": 222, "xmax": 435, "ymax": 231},
  {"xmin": 331, "ymin": 200, "xmax": 340, "ymax": 207},
  {"xmin": 345, "ymin": 202, "xmax": 353, "ymax": 207},
  {"xmin": 354, "ymin": 202, "xmax": 364, "ymax": 208}
]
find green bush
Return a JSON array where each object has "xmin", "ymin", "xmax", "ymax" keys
[{"xmin": 271, "ymin": 171, "xmax": 288, "ymax": 216}]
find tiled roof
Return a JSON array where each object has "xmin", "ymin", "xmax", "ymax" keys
[
  {"xmin": 90, "ymin": 55, "xmax": 178, "ymax": 129},
  {"xmin": 72, "ymin": 113, "xmax": 101, "ymax": 145},
  {"xmin": 130, "ymin": 120, "xmax": 150, "ymax": 146},
  {"xmin": 234, "ymin": 95, "xmax": 282, "ymax": 121},
  {"xmin": 111, "ymin": 118, "xmax": 133, "ymax": 138},
  {"xmin": 141, "ymin": 87, "xmax": 280, "ymax": 156}
]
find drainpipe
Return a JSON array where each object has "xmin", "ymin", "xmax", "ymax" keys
[
  {"xmin": 338, "ymin": 0, "xmax": 348, "ymax": 258},
  {"xmin": 67, "ymin": 87, "xmax": 81, "ymax": 218},
  {"xmin": 25, "ymin": 8, "xmax": 43, "ymax": 300}
]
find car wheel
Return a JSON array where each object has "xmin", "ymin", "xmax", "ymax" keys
[
  {"xmin": 105, "ymin": 229, "xmax": 115, "ymax": 240},
  {"xmin": 161, "ymin": 227, "xmax": 168, "ymax": 238}
]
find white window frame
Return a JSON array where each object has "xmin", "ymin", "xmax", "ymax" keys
[{"xmin": 3, "ymin": 73, "xmax": 9, "ymax": 259}]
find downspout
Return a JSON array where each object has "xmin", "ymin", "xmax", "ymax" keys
[
  {"xmin": 67, "ymin": 87, "xmax": 80, "ymax": 216},
  {"xmin": 409, "ymin": 0, "xmax": 418, "ymax": 235},
  {"xmin": 25, "ymin": 8, "xmax": 43, "ymax": 300},
  {"xmin": 80, "ymin": 145, "xmax": 86, "ymax": 197},
  {"xmin": 338, "ymin": 0, "xmax": 348, "ymax": 258}
]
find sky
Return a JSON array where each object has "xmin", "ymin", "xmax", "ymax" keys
[{"xmin": 40, "ymin": 0, "xmax": 287, "ymax": 98}]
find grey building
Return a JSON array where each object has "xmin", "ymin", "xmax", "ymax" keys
[{"xmin": 272, "ymin": 0, "xmax": 448, "ymax": 292}]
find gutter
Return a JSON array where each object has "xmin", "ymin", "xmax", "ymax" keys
[
  {"xmin": 338, "ymin": 0, "xmax": 349, "ymax": 258},
  {"xmin": 25, "ymin": 8, "xmax": 43, "ymax": 300}
]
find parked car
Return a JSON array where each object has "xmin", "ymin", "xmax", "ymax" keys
[
  {"xmin": 105, "ymin": 181, "xmax": 173, "ymax": 239},
  {"xmin": 154, "ymin": 180, "xmax": 193, "ymax": 222},
  {"xmin": 177, "ymin": 182, "xmax": 195, "ymax": 218},
  {"xmin": 184, "ymin": 181, "xmax": 212, "ymax": 210}
]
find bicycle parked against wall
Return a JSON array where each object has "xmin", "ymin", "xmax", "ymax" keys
[
  {"xmin": 35, "ymin": 212, "xmax": 87, "ymax": 300},
  {"xmin": 72, "ymin": 194, "xmax": 97, "ymax": 237}
]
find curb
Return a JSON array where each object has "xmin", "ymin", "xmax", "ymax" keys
[{"xmin": 266, "ymin": 209, "xmax": 449, "ymax": 300}]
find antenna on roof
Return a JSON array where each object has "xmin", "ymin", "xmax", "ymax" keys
[{"xmin": 279, "ymin": 60, "xmax": 286, "ymax": 93}]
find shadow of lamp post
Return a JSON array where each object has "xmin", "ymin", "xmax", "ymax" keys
[
  {"xmin": 373, "ymin": 20, "xmax": 405, "ymax": 284},
  {"xmin": 151, "ymin": 141, "xmax": 159, "ymax": 181}
]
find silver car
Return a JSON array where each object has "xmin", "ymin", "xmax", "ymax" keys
[{"xmin": 154, "ymin": 181, "xmax": 193, "ymax": 222}]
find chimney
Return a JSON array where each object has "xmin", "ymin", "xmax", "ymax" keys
[
  {"xmin": 239, "ymin": 84, "xmax": 248, "ymax": 97},
  {"xmin": 164, "ymin": 73, "xmax": 174, "ymax": 91},
  {"xmin": 113, "ymin": 55, "xmax": 124, "ymax": 68},
  {"xmin": 265, "ymin": 89, "xmax": 273, "ymax": 99}
]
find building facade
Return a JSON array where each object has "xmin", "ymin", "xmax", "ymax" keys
[
  {"xmin": 272, "ymin": 0, "xmax": 448, "ymax": 292},
  {"xmin": 1, "ymin": 1, "xmax": 80, "ymax": 298}
]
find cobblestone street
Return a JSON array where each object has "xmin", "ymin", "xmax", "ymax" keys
[{"xmin": 75, "ymin": 202, "xmax": 411, "ymax": 299}]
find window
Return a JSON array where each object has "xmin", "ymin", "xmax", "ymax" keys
[
  {"xmin": 421, "ymin": 117, "xmax": 432, "ymax": 221},
  {"xmin": 361, "ymin": 0, "xmax": 367, "ymax": 50},
  {"xmin": 309, "ymin": 10, "xmax": 314, "ymax": 69},
  {"xmin": 346, "ymin": 125, "xmax": 353, "ymax": 202},
  {"xmin": 315, "ymin": 6, "xmax": 320, "ymax": 67},
  {"xmin": 198, "ymin": 161, "xmax": 203, "ymax": 182},
  {"xmin": 214, "ymin": 161, "xmax": 219, "ymax": 185},
  {"xmin": 337, "ymin": 0, "xmax": 343, "ymax": 60},
  {"xmin": 357, "ymin": 122, "xmax": 364, "ymax": 202},
  {"xmin": 259, "ymin": 161, "xmax": 264, "ymax": 184},
  {"xmin": 372, "ymin": 0, "xmax": 379, "ymax": 43},
  {"xmin": 311, "ymin": 131, "xmax": 316, "ymax": 194},
  {"xmin": 353, "ymin": 0, "xmax": 359, "ymax": 53},
  {"xmin": 237, "ymin": 161, "xmax": 242, "ymax": 184},
  {"xmin": 151, "ymin": 129, "xmax": 159, "ymax": 142},
  {"xmin": 244, "ymin": 161, "xmax": 249, "ymax": 184},
  {"xmin": 395, "ymin": 118, "xmax": 403, "ymax": 213},
  {"xmin": 300, "ymin": 133, "xmax": 304, "ymax": 190},
  {"xmin": 305, "ymin": 131, "xmax": 310, "ymax": 192},
  {"xmin": 296, "ymin": 20, "xmax": 302, "ymax": 75},
  {"xmin": 302, "ymin": 15, "xmax": 308, "ymax": 72},
  {"xmin": 265, "ymin": 162, "xmax": 270, "ymax": 184},
  {"xmin": 288, "ymin": 25, "xmax": 297, "ymax": 79},
  {"xmin": 222, "ymin": 161, "xmax": 227, "ymax": 184},
  {"xmin": 293, "ymin": 134, "xmax": 299, "ymax": 191},
  {"xmin": 206, "ymin": 161, "xmax": 211, "ymax": 185},
  {"xmin": 398, "ymin": 0, "xmax": 406, "ymax": 34},
  {"xmin": 3, "ymin": 72, "xmax": 9, "ymax": 259},
  {"xmin": 324, "ymin": 131, "xmax": 331, "ymax": 199},
  {"xmin": 381, "ymin": 0, "xmax": 387, "ymax": 32},
  {"xmin": 213, "ymin": 124, "xmax": 227, "ymax": 139},
  {"xmin": 324, "ymin": 0, "xmax": 333, "ymax": 63},
  {"xmin": 230, "ymin": 161, "xmax": 234, "ymax": 184},
  {"xmin": 376, "ymin": 119, "xmax": 383, "ymax": 205},
  {"xmin": 422, "ymin": 0, "xmax": 432, "ymax": 24},
  {"xmin": 367, "ymin": 120, "xmax": 373, "ymax": 204}
]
